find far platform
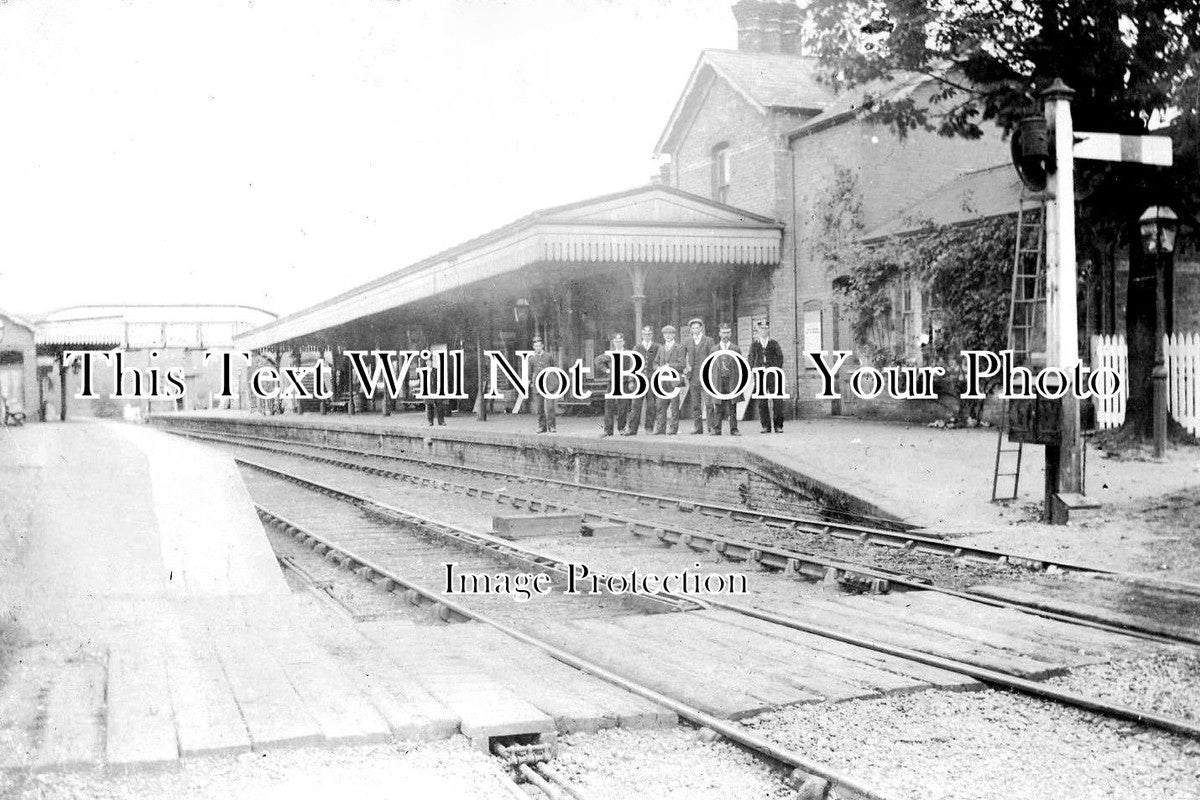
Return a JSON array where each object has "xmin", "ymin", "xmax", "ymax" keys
[{"xmin": 157, "ymin": 408, "xmax": 1200, "ymax": 578}]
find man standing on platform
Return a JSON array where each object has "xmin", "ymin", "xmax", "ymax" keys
[
  {"xmin": 594, "ymin": 331, "xmax": 630, "ymax": 437},
  {"xmin": 422, "ymin": 350, "xmax": 446, "ymax": 427},
  {"xmin": 682, "ymin": 318, "xmax": 716, "ymax": 435},
  {"xmin": 652, "ymin": 325, "xmax": 686, "ymax": 435},
  {"xmin": 624, "ymin": 324, "xmax": 659, "ymax": 436},
  {"xmin": 710, "ymin": 323, "xmax": 741, "ymax": 436},
  {"xmin": 528, "ymin": 335, "xmax": 557, "ymax": 434},
  {"xmin": 749, "ymin": 320, "xmax": 785, "ymax": 433}
]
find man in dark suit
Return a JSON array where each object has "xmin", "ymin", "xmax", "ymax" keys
[
  {"xmin": 682, "ymin": 317, "xmax": 716, "ymax": 435},
  {"xmin": 623, "ymin": 324, "xmax": 659, "ymax": 436},
  {"xmin": 422, "ymin": 350, "xmax": 446, "ymax": 427},
  {"xmin": 709, "ymin": 323, "xmax": 742, "ymax": 436},
  {"xmin": 528, "ymin": 335, "xmax": 558, "ymax": 433},
  {"xmin": 652, "ymin": 325, "xmax": 687, "ymax": 435},
  {"xmin": 748, "ymin": 320, "xmax": 785, "ymax": 433},
  {"xmin": 594, "ymin": 331, "xmax": 631, "ymax": 437}
]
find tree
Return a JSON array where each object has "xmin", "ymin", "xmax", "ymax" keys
[{"xmin": 800, "ymin": 0, "xmax": 1200, "ymax": 440}]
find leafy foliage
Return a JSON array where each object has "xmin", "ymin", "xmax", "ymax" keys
[
  {"xmin": 821, "ymin": 173, "xmax": 1013, "ymax": 369},
  {"xmin": 801, "ymin": 0, "xmax": 1200, "ymax": 436}
]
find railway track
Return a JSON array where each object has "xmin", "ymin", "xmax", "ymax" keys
[
  {"xmin": 240, "ymin": 458, "xmax": 898, "ymax": 800},
  {"xmin": 236, "ymin": 452, "xmax": 1200, "ymax": 752},
  {"xmin": 164, "ymin": 427, "xmax": 1114, "ymax": 571},
  {"xmin": 175, "ymin": 427, "xmax": 1200, "ymax": 647}
]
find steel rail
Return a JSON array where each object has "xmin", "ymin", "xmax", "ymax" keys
[
  {"xmin": 533, "ymin": 763, "xmax": 597, "ymax": 800},
  {"xmin": 205, "ymin": 430, "xmax": 1199, "ymax": 647},
  {"xmin": 218, "ymin": 431, "xmax": 923, "ymax": 591},
  {"xmin": 239, "ymin": 457, "xmax": 698, "ymax": 614},
  {"xmin": 252, "ymin": 468, "xmax": 1199, "ymax": 799},
  {"xmin": 250, "ymin": 483, "xmax": 898, "ymax": 800},
  {"xmin": 170, "ymin": 425, "xmax": 1121, "ymax": 575},
  {"xmin": 702, "ymin": 597, "xmax": 1200, "ymax": 741}
]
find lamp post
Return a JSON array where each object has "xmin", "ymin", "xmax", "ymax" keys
[{"xmin": 1138, "ymin": 205, "xmax": 1179, "ymax": 458}]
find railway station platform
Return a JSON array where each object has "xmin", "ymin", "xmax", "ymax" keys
[
  {"xmin": 0, "ymin": 421, "xmax": 675, "ymax": 777},
  {"xmin": 152, "ymin": 408, "xmax": 1200, "ymax": 572}
]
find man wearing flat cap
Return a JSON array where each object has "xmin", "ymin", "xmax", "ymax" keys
[
  {"xmin": 652, "ymin": 324, "xmax": 687, "ymax": 435},
  {"xmin": 593, "ymin": 331, "xmax": 631, "ymax": 437},
  {"xmin": 682, "ymin": 317, "xmax": 716, "ymax": 435}
]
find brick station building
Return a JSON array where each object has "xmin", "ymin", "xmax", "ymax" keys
[{"xmin": 237, "ymin": 0, "xmax": 1014, "ymax": 419}]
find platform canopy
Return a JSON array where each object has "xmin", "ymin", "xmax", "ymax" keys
[{"xmin": 238, "ymin": 185, "xmax": 783, "ymax": 351}]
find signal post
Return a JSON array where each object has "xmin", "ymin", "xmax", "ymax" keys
[{"xmin": 1029, "ymin": 79, "xmax": 1173, "ymax": 520}]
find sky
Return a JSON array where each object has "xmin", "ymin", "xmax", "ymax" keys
[{"xmin": 0, "ymin": 0, "xmax": 734, "ymax": 318}]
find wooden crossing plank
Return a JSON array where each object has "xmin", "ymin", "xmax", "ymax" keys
[
  {"xmin": 105, "ymin": 634, "xmax": 179, "ymax": 771},
  {"xmin": 608, "ymin": 616, "xmax": 824, "ymax": 708},
  {"xmin": 437, "ymin": 624, "xmax": 675, "ymax": 732},
  {"xmin": 694, "ymin": 610, "xmax": 929, "ymax": 696},
  {"xmin": 831, "ymin": 596, "xmax": 1074, "ymax": 667},
  {"xmin": 295, "ymin": 605, "xmax": 459, "ymax": 740},
  {"xmin": 525, "ymin": 619, "xmax": 786, "ymax": 719},
  {"xmin": 0, "ymin": 650, "xmax": 51, "ymax": 771},
  {"xmin": 770, "ymin": 599, "xmax": 1063, "ymax": 678},
  {"xmin": 656, "ymin": 613, "xmax": 890, "ymax": 702},
  {"xmin": 231, "ymin": 597, "xmax": 393, "ymax": 745},
  {"xmin": 359, "ymin": 621, "xmax": 554, "ymax": 740},
  {"xmin": 615, "ymin": 614, "xmax": 867, "ymax": 704},
  {"xmin": 708, "ymin": 610, "xmax": 980, "ymax": 691},
  {"xmin": 874, "ymin": 592, "xmax": 1114, "ymax": 665},
  {"xmin": 269, "ymin": 651, "xmax": 391, "ymax": 744},
  {"xmin": 211, "ymin": 629, "xmax": 325, "ymax": 750},
  {"xmin": 434, "ymin": 629, "xmax": 619, "ymax": 733},
  {"xmin": 164, "ymin": 624, "xmax": 252, "ymax": 757},
  {"xmin": 33, "ymin": 656, "xmax": 106, "ymax": 772},
  {"xmin": 969, "ymin": 583, "xmax": 1196, "ymax": 643}
]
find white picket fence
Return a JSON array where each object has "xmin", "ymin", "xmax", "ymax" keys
[
  {"xmin": 1091, "ymin": 333, "xmax": 1200, "ymax": 436},
  {"xmin": 1091, "ymin": 335, "xmax": 1127, "ymax": 429}
]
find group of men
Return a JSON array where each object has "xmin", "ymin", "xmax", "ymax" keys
[{"xmin": 528, "ymin": 318, "xmax": 785, "ymax": 437}]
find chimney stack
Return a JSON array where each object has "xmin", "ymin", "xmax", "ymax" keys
[{"xmin": 732, "ymin": 1, "xmax": 803, "ymax": 55}]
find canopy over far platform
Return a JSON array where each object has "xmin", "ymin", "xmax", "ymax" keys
[{"xmin": 236, "ymin": 184, "xmax": 783, "ymax": 352}]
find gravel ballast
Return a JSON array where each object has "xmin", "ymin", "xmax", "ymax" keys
[
  {"xmin": 1043, "ymin": 649, "xmax": 1200, "ymax": 722},
  {"xmin": 741, "ymin": 688, "xmax": 1200, "ymax": 800},
  {"xmin": 0, "ymin": 738, "xmax": 525, "ymax": 800},
  {"xmin": 548, "ymin": 727, "xmax": 796, "ymax": 800}
]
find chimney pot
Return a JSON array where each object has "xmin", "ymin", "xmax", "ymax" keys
[
  {"xmin": 732, "ymin": 0, "xmax": 764, "ymax": 52},
  {"xmin": 733, "ymin": 1, "xmax": 802, "ymax": 54},
  {"xmin": 780, "ymin": 4, "xmax": 802, "ymax": 54}
]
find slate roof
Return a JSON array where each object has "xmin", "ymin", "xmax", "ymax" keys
[
  {"xmin": 786, "ymin": 71, "xmax": 931, "ymax": 140},
  {"xmin": 656, "ymin": 49, "xmax": 838, "ymax": 153},
  {"xmin": 861, "ymin": 164, "xmax": 1023, "ymax": 241},
  {"xmin": 701, "ymin": 49, "xmax": 835, "ymax": 111}
]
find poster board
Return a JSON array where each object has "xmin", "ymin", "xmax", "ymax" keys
[{"xmin": 803, "ymin": 309, "xmax": 822, "ymax": 365}]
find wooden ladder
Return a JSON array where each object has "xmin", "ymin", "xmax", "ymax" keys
[{"xmin": 992, "ymin": 193, "xmax": 1047, "ymax": 502}]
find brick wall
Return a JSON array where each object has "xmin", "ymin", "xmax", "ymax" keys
[
  {"xmin": 666, "ymin": 70, "xmax": 1012, "ymax": 422},
  {"xmin": 671, "ymin": 77, "xmax": 781, "ymax": 216},
  {"xmin": 666, "ymin": 72, "xmax": 810, "ymax": 403},
  {"xmin": 787, "ymin": 84, "xmax": 1009, "ymax": 416}
]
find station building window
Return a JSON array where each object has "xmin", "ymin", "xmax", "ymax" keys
[{"xmin": 711, "ymin": 143, "xmax": 731, "ymax": 205}]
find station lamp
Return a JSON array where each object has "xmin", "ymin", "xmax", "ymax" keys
[
  {"xmin": 513, "ymin": 298, "xmax": 531, "ymax": 324},
  {"xmin": 1139, "ymin": 204, "xmax": 1179, "ymax": 458},
  {"xmin": 1139, "ymin": 205, "xmax": 1179, "ymax": 255}
]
